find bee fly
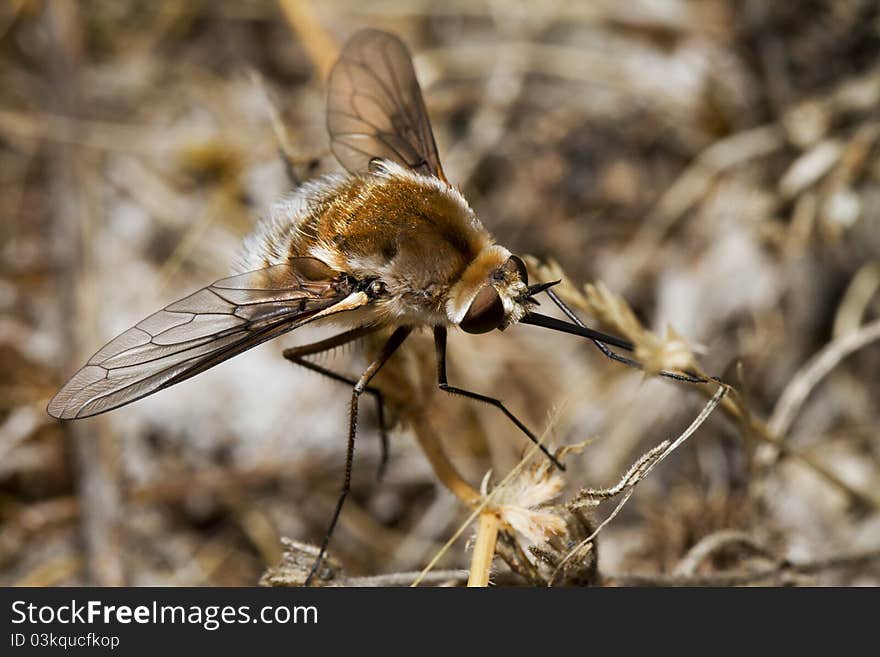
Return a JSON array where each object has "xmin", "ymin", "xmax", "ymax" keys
[{"xmin": 49, "ymin": 29, "xmax": 707, "ymax": 583}]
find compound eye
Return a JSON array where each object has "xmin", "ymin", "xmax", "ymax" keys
[
  {"xmin": 501, "ymin": 255, "xmax": 528, "ymax": 285},
  {"xmin": 460, "ymin": 285, "xmax": 505, "ymax": 334}
]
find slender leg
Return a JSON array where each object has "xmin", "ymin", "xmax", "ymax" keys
[
  {"xmin": 305, "ymin": 326, "xmax": 412, "ymax": 585},
  {"xmin": 281, "ymin": 325, "xmax": 380, "ymax": 359},
  {"xmin": 433, "ymin": 326, "xmax": 565, "ymax": 471},
  {"xmin": 283, "ymin": 325, "xmax": 391, "ymax": 480},
  {"xmin": 545, "ymin": 289, "xmax": 714, "ymax": 385}
]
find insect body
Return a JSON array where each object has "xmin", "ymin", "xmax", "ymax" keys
[
  {"xmin": 241, "ymin": 160, "xmax": 531, "ymax": 333},
  {"xmin": 48, "ymin": 30, "xmax": 543, "ymax": 423},
  {"xmin": 49, "ymin": 29, "xmax": 702, "ymax": 583}
]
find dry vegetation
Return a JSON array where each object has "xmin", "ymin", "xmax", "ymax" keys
[{"xmin": 2, "ymin": 0, "xmax": 880, "ymax": 586}]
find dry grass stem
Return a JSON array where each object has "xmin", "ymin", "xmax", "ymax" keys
[
  {"xmin": 552, "ymin": 385, "xmax": 727, "ymax": 584},
  {"xmin": 672, "ymin": 530, "xmax": 774, "ymax": 577},
  {"xmin": 832, "ymin": 261, "xmax": 880, "ymax": 339},
  {"xmin": 467, "ymin": 512, "xmax": 500, "ymax": 587},
  {"xmin": 768, "ymin": 318, "xmax": 880, "ymax": 440},
  {"xmin": 613, "ymin": 547, "xmax": 880, "ymax": 587},
  {"xmin": 411, "ymin": 406, "xmax": 563, "ymax": 587}
]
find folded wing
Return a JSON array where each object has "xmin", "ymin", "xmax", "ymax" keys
[{"xmin": 48, "ymin": 258, "xmax": 366, "ymax": 419}]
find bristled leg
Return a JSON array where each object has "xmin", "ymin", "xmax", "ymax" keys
[{"xmin": 304, "ymin": 326, "xmax": 412, "ymax": 586}]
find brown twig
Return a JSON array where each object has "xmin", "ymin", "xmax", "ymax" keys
[
  {"xmin": 551, "ymin": 385, "xmax": 727, "ymax": 585},
  {"xmin": 610, "ymin": 547, "xmax": 880, "ymax": 587},
  {"xmin": 262, "ymin": 537, "xmax": 469, "ymax": 587}
]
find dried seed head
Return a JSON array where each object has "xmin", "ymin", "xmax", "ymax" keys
[
  {"xmin": 582, "ymin": 281, "xmax": 698, "ymax": 377},
  {"xmin": 484, "ymin": 462, "xmax": 567, "ymax": 545},
  {"xmin": 522, "ymin": 257, "xmax": 701, "ymax": 378}
]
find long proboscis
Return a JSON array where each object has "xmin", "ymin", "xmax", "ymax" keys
[
  {"xmin": 520, "ymin": 312, "xmax": 635, "ymax": 351},
  {"xmin": 521, "ymin": 290, "xmax": 713, "ymax": 385}
]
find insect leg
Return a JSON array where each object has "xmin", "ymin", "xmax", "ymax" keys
[
  {"xmin": 305, "ymin": 326, "xmax": 412, "ymax": 586},
  {"xmin": 432, "ymin": 326, "xmax": 565, "ymax": 471},
  {"xmin": 283, "ymin": 325, "xmax": 392, "ymax": 480},
  {"xmin": 282, "ymin": 325, "xmax": 382, "ymax": 359},
  {"xmin": 545, "ymin": 288, "xmax": 713, "ymax": 385}
]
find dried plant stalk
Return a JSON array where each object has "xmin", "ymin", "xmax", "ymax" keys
[
  {"xmin": 768, "ymin": 318, "xmax": 880, "ymax": 439},
  {"xmin": 411, "ymin": 408, "xmax": 563, "ymax": 587},
  {"xmin": 410, "ymin": 414, "xmax": 480, "ymax": 506},
  {"xmin": 551, "ymin": 385, "xmax": 727, "ymax": 584},
  {"xmin": 467, "ymin": 512, "xmax": 500, "ymax": 587},
  {"xmin": 276, "ymin": 0, "xmax": 339, "ymax": 78}
]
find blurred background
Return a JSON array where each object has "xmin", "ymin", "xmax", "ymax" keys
[{"xmin": 2, "ymin": 0, "xmax": 879, "ymax": 586}]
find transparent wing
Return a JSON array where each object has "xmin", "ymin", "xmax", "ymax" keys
[
  {"xmin": 48, "ymin": 258, "xmax": 367, "ymax": 419},
  {"xmin": 327, "ymin": 28, "xmax": 447, "ymax": 181}
]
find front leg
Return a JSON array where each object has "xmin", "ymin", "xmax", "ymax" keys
[{"xmin": 433, "ymin": 326, "xmax": 565, "ymax": 471}]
